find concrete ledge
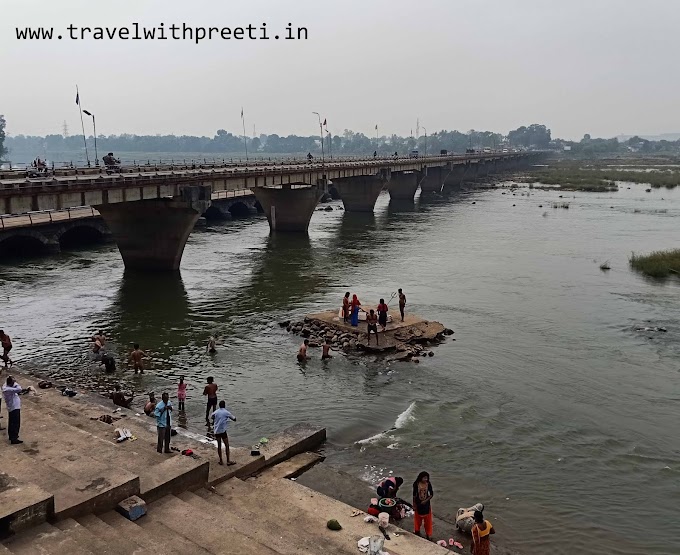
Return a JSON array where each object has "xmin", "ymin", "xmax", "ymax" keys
[
  {"xmin": 259, "ymin": 423, "xmax": 326, "ymax": 468},
  {"xmin": 0, "ymin": 473, "xmax": 54, "ymax": 538},
  {"xmin": 53, "ymin": 471, "xmax": 139, "ymax": 521},
  {"xmin": 139, "ymin": 456, "xmax": 209, "ymax": 503}
]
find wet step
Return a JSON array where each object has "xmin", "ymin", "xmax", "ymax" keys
[{"xmin": 145, "ymin": 493, "xmax": 279, "ymax": 555}]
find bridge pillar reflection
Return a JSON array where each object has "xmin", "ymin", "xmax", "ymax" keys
[
  {"xmin": 95, "ymin": 185, "xmax": 211, "ymax": 271},
  {"xmin": 333, "ymin": 173, "xmax": 388, "ymax": 212},
  {"xmin": 251, "ymin": 184, "xmax": 322, "ymax": 232},
  {"xmin": 387, "ymin": 171, "xmax": 419, "ymax": 201}
]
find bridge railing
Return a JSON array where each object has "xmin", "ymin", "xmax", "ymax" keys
[{"xmin": 0, "ymin": 206, "xmax": 99, "ymax": 229}]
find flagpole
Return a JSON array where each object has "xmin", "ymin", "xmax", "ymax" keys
[
  {"xmin": 241, "ymin": 107, "xmax": 249, "ymax": 162},
  {"xmin": 76, "ymin": 85, "xmax": 91, "ymax": 167}
]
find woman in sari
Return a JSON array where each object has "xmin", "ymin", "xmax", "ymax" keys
[
  {"xmin": 470, "ymin": 510, "xmax": 495, "ymax": 555},
  {"xmin": 350, "ymin": 294, "xmax": 361, "ymax": 327}
]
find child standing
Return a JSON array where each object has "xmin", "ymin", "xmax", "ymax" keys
[
  {"xmin": 413, "ymin": 471, "xmax": 434, "ymax": 540},
  {"xmin": 177, "ymin": 376, "xmax": 187, "ymax": 411}
]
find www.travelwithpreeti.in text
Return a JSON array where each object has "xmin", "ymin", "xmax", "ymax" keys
[{"xmin": 15, "ymin": 23, "xmax": 309, "ymax": 44}]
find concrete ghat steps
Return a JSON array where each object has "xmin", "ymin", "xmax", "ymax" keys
[
  {"xmin": 219, "ymin": 478, "xmax": 450, "ymax": 555},
  {"xmin": 178, "ymin": 489, "xmax": 350, "ymax": 555},
  {"xmin": 76, "ymin": 514, "xmax": 145, "ymax": 555},
  {"xmin": 2, "ymin": 521, "xmax": 94, "ymax": 555},
  {"xmin": 54, "ymin": 518, "xmax": 119, "ymax": 555},
  {"xmin": 132, "ymin": 513, "xmax": 214, "ymax": 555},
  {"xmin": 146, "ymin": 493, "xmax": 279, "ymax": 555},
  {"xmin": 99, "ymin": 510, "xmax": 188, "ymax": 554}
]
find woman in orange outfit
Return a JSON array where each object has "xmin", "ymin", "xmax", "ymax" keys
[
  {"xmin": 412, "ymin": 471, "xmax": 434, "ymax": 540},
  {"xmin": 471, "ymin": 510, "xmax": 495, "ymax": 555}
]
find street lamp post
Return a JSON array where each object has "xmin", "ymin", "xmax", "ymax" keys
[
  {"xmin": 312, "ymin": 112, "xmax": 325, "ymax": 167},
  {"xmin": 82, "ymin": 110, "xmax": 98, "ymax": 166},
  {"xmin": 422, "ymin": 126, "xmax": 428, "ymax": 157}
]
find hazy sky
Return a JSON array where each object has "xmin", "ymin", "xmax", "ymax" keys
[{"xmin": 2, "ymin": 0, "xmax": 679, "ymax": 140}]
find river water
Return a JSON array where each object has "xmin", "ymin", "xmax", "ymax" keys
[{"xmin": 1, "ymin": 181, "xmax": 679, "ymax": 554}]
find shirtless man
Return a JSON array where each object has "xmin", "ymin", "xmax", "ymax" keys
[
  {"xmin": 144, "ymin": 392, "xmax": 157, "ymax": 416},
  {"xmin": 297, "ymin": 339, "xmax": 310, "ymax": 362},
  {"xmin": 129, "ymin": 343, "xmax": 145, "ymax": 374},
  {"xmin": 92, "ymin": 330, "xmax": 106, "ymax": 348},
  {"xmin": 206, "ymin": 336, "xmax": 217, "ymax": 354},
  {"xmin": 398, "ymin": 288, "xmax": 407, "ymax": 322},
  {"xmin": 322, "ymin": 340, "xmax": 334, "ymax": 360},
  {"xmin": 366, "ymin": 309, "xmax": 379, "ymax": 345},
  {"xmin": 0, "ymin": 330, "xmax": 13, "ymax": 368},
  {"xmin": 111, "ymin": 385, "xmax": 133, "ymax": 409},
  {"xmin": 203, "ymin": 376, "xmax": 218, "ymax": 425}
]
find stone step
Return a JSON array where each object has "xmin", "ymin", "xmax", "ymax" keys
[
  {"xmin": 99, "ymin": 510, "xmax": 188, "ymax": 555},
  {"xmin": 76, "ymin": 514, "xmax": 144, "ymax": 555},
  {"xmin": 0, "ymin": 472, "xmax": 53, "ymax": 537},
  {"xmin": 249, "ymin": 452, "xmax": 324, "ymax": 485},
  {"xmin": 2, "ymin": 521, "xmax": 94, "ymax": 555},
  {"xmin": 220, "ymin": 478, "xmax": 449, "ymax": 555},
  {"xmin": 146, "ymin": 494, "xmax": 279, "ymax": 555},
  {"xmin": 0, "ymin": 448, "xmax": 72, "ymax": 494},
  {"xmin": 54, "ymin": 518, "xmax": 119, "ymax": 555},
  {"xmin": 179, "ymin": 488, "xmax": 344, "ymax": 555},
  {"xmin": 208, "ymin": 478, "xmax": 365, "ymax": 555}
]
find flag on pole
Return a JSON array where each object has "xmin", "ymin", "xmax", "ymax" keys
[
  {"xmin": 323, "ymin": 118, "xmax": 327, "ymax": 126},
  {"xmin": 241, "ymin": 107, "xmax": 244, "ymax": 119},
  {"xmin": 76, "ymin": 91, "xmax": 80, "ymax": 105},
  {"xmin": 375, "ymin": 124, "xmax": 378, "ymax": 130}
]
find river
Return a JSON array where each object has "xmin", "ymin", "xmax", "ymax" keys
[{"xmin": 1, "ymin": 181, "xmax": 678, "ymax": 554}]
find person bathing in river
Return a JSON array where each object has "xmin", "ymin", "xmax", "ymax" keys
[
  {"xmin": 0, "ymin": 330, "xmax": 13, "ymax": 368},
  {"xmin": 111, "ymin": 385, "xmax": 133, "ymax": 409},
  {"xmin": 350, "ymin": 294, "xmax": 362, "ymax": 327},
  {"xmin": 367, "ymin": 309, "xmax": 379, "ymax": 345},
  {"xmin": 377, "ymin": 298, "xmax": 389, "ymax": 332},
  {"xmin": 206, "ymin": 336, "xmax": 217, "ymax": 354},
  {"xmin": 144, "ymin": 392, "xmax": 157, "ymax": 416},
  {"xmin": 342, "ymin": 292, "xmax": 351, "ymax": 323},
  {"xmin": 398, "ymin": 288, "xmax": 407, "ymax": 322},
  {"xmin": 177, "ymin": 376, "xmax": 187, "ymax": 411},
  {"xmin": 377, "ymin": 476, "xmax": 403, "ymax": 498},
  {"xmin": 413, "ymin": 471, "xmax": 434, "ymax": 541},
  {"xmin": 203, "ymin": 376, "xmax": 218, "ymax": 425},
  {"xmin": 322, "ymin": 339, "xmax": 335, "ymax": 360},
  {"xmin": 297, "ymin": 339, "xmax": 310, "ymax": 362},
  {"xmin": 129, "ymin": 343, "xmax": 145, "ymax": 374},
  {"xmin": 471, "ymin": 510, "xmax": 495, "ymax": 555}
]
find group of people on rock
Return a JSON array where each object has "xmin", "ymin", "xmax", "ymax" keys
[
  {"xmin": 342, "ymin": 289, "xmax": 407, "ymax": 344},
  {"xmin": 373, "ymin": 474, "xmax": 495, "ymax": 554}
]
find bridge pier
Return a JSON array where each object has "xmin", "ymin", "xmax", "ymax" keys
[
  {"xmin": 442, "ymin": 165, "xmax": 467, "ymax": 191},
  {"xmin": 252, "ymin": 184, "xmax": 322, "ymax": 232},
  {"xmin": 96, "ymin": 185, "xmax": 211, "ymax": 271},
  {"xmin": 420, "ymin": 167, "xmax": 444, "ymax": 193},
  {"xmin": 463, "ymin": 163, "xmax": 479, "ymax": 183},
  {"xmin": 333, "ymin": 174, "xmax": 387, "ymax": 212},
  {"xmin": 387, "ymin": 171, "xmax": 419, "ymax": 201}
]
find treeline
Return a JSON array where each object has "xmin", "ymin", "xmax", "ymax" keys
[
  {"xmin": 3, "ymin": 123, "xmax": 551, "ymax": 161},
  {"xmin": 558, "ymin": 134, "xmax": 680, "ymax": 155}
]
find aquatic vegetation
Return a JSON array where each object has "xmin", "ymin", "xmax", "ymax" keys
[
  {"xmin": 552, "ymin": 202, "xmax": 570, "ymax": 209},
  {"xmin": 629, "ymin": 249, "xmax": 680, "ymax": 278},
  {"xmin": 599, "ymin": 260, "xmax": 611, "ymax": 271}
]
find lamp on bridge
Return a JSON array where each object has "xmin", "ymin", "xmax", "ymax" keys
[
  {"xmin": 82, "ymin": 110, "xmax": 99, "ymax": 167},
  {"xmin": 312, "ymin": 112, "xmax": 325, "ymax": 168}
]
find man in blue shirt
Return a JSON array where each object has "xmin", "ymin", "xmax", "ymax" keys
[
  {"xmin": 154, "ymin": 392, "xmax": 173, "ymax": 454},
  {"xmin": 211, "ymin": 400, "xmax": 236, "ymax": 466}
]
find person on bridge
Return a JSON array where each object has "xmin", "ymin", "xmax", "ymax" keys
[
  {"xmin": 0, "ymin": 330, "xmax": 13, "ymax": 368},
  {"xmin": 129, "ymin": 343, "xmax": 145, "ymax": 374},
  {"xmin": 342, "ymin": 291, "xmax": 351, "ymax": 323},
  {"xmin": 398, "ymin": 289, "xmax": 407, "ymax": 322},
  {"xmin": 366, "ymin": 310, "xmax": 379, "ymax": 345},
  {"xmin": 377, "ymin": 298, "xmax": 389, "ymax": 332},
  {"xmin": 103, "ymin": 152, "xmax": 121, "ymax": 172},
  {"xmin": 373, "ymin": 150, "xmax": 377, "ymax": 158},
  {"xmin": 350, "ymin": 294, "xmax": 362, "ymax": 327},
  {"xmin": 307, "ymin": 152, "xmax": 313, "ymax": 162}
]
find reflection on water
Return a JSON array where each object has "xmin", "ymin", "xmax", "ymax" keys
[{"xmin": 3, "ymin": 183, "xmax": 680, "ymax": 554}]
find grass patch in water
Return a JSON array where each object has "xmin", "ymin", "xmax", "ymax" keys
[
  {"xmin": 629, "ymin": 249, "xmax": 680, "ymax": 278},
  {"xmin": 524, "ymin": 164, "xmax": 680, "ymax": 190}
]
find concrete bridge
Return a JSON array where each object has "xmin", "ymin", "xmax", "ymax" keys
[{"xmin": 0, "ymin": 152, "xmax": 542, "ymax": 271}]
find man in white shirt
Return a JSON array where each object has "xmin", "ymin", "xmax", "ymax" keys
[
  {"xmin": 211, "ymin": 400, "xmax": 236, "ymax": 466},
  {"xmin": 2, "ymin": 376, "xmax": 23, "ymax": 444}
]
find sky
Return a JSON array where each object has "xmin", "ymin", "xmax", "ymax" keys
[{"xmin": 2, "ymin": 0, "xmax": 679, "ymax": 140}]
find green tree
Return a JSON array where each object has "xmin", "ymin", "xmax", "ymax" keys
[{"xmin": 0, "ymin": 115, "xmax": 7, "ymax": 159}]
